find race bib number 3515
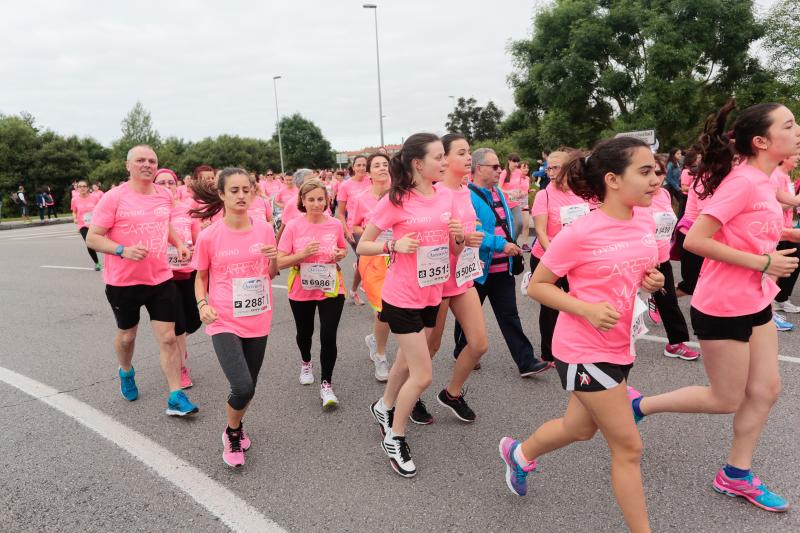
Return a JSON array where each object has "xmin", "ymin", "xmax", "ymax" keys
[{"xmin": 417, "ymin": 245, "xmax": 450, "ymax": 288}]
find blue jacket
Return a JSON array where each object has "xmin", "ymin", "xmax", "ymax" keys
[
  {"xmin": 468, "ymin": 183, "xmax": 514, "ymax": 285},
  {"xmin": 665, "ymin": 161, "xmax": 682, "ymax": 191}
]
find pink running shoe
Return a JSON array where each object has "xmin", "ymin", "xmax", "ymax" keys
[
  {"xmin": 240, "ymin": 426, "xmax": 251, "ymax": 451},
  {"xmin": 713, "ymin": 469, "xmax": 789, "ymax": 512},
  {"xmin": 222, "ymin": 428, "xmax": 245, "ymax": 468},
  {"xmin": 180, "ymin": 366, "xmax": 193, "ymax": 389},
  {"xmin": 664, "ymin": 343, "xmax": 700, "ymax": 361}
]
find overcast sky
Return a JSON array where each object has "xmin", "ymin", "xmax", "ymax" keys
[{"xmin": 1, "ymin": 0, "xmax": 778, "ymax": 152}]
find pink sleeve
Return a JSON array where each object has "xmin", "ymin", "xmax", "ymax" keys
[
  {"xmin": 264, "ymin": 222, "xmax": 277, "ymax": 246},
  {"xmin": 369, "ymin": 196, "xmax": 398, "ymax": 231},
  {"xmin": 338, "ymin": 182, "xmax": 349, "ymax": 203},
  {"xmin": 70, "ymin": 198, "xmax": 76, "ymax": 211},
  {"xmin": 277, "ymin": 221, "xmax": 295, "ymax": 254},
  {"xmin": 531, "ymin": 189, "xmax": 548, "ymax": 216},
  {"xmin": 680, "ymin": 170, "xmax": 692, "ymax": 188},
  {"xmin": 701, "ymin": 175, "xmax": 750, "ymax": 226},
  {"xmin": 540, "ymin": 225, "xmax": 579, "ymax": 277},
  {"xmin": 192, "ymin": 231, "xmax": 211, "ymax": 271},
  {"xmin": 336, "ymin": 223, "xmax": 346, "ymax": 248},
  {"xmin": 91, "ymin": 190, "xmax": 118, "ymax": 229},
  {"xmin": 346, "ymin": 196, "xmax": 359, "ymax": 227}
]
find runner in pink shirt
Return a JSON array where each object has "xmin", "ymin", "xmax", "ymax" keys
[
  {"xmin": 70, "ymin": 179, "xmax": 101, "ymax": 270},
  {"xmin": 499, "ymin": 153, "xmax": 524, "ymax": 238},
  {"xmin": 275, "ymin": 172, "xmax": 299, "ymax": 234},
  {"xmin": 86, "ymin": 145, "xmax": 198, "ymax": 417},
  {"xmin": 335, "ymin": 155, "xmax": 371, "ymax": 305},
  {"xmin": 359, "ymin": 133, "xmax": 464, "ymax": 478},
  {"xmin": 674, "ymin": 173, "xmax": 710, "ymax": 297},
  {"xmin": 500, "ymin": 136, "xmax": 664, "ymax": 533},
  {"xmin": 635, "ymin": 101, "xmax": 800, "ymax": 514},
  {"xmin": 277, "ymin": 180, "xmax": 347, "ymax": 409},
  {"xmin": 771, "ymin": 156, "xmax": 800, "ymax": 314},
  {"xmin": 154, "ymin": 168, "xmax": 200, "ymax": 390},
  {"xmin": 425, "ymin": 134, "xmax": 487, "ymax": 424},
  {"xmin": 518, "ymin": 161, "xmax": 533, "ymax": 251},
  {"xmin": 91, "ymin": 183, "xmax": 104, "ymax": 201},
  {"xmin": 247, "ymin": 175, "xmax": 273, "ymax": 224},
  {"xmin": 192, "ymin": 168, "xmax": 279, "ymax": 468}
]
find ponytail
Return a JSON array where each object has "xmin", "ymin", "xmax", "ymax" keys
[{"xmin": 388, "ymin": 132, "xmax": 440, "ymax": 206}]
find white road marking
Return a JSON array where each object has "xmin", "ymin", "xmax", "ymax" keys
[
  {"xmin": 640, "ymin": 334, "xmax": 800, "ymax": 364},
  {"xmin": 0, "ymin": 229, "xmax": 74, "ymax": 238},
  {"xmin": 0, "ymin": 366, "xmax": 287, "ymax": 533},
  {"xmin": 4, "ymin": 232, "xmax": 77, "ymax": 241},
  {"xmin": 41, "ymin": 265, "xmax": 95, "ymax": 271}
]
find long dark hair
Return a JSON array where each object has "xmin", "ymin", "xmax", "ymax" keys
[
  {"xmin": 563, "ymin": 137, "xmax": 650, "ymax": 202},
  {"xmin": 667, "ymin": 148, "xmax": 681, "ymax": 166},
  {"xmin": 366, "ymin": 152, "xmax": 391, "ymax": 174},
  {"xmin": 503, "ymin": 152, "xmax": 521, "ymax": 184},
  {"xmin": 189, "ymin": 167, "xmax": 249, "ymax": 219},
  {"xmin": 696, "ymin": 99, "xmax": 783, "ymax": 198},
  {"xmin": 388, "ymin": 133, "xmax": 440, "ymax": 206},
  {"xmin": 441, "ymin": 132, "xmax": 467, "ymax": 155}
]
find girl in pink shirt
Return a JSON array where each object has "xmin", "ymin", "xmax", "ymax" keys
[
  {"xmin": 247, "ymin": 175, "xmax": 273, "ymax": 224},
  {"xmin": 499, "ymin": 153, "xmax": 524, "ymax": 239},
  {"xmin": 192, "ymin": 168, "xmax": 279, "ymax": 469},
  {"xmin": 635, "ymin": 101, "xmax": 800, "ymax": 513},
  {"xmin": 352, "ymin": 154, "xmax": 393, "ymax": 382},
  {"xmin": 70, "ymin": 179, "xmax": 101, "ymax": 270},
  {"xmin": 771, "ymin": 156, "xmax": 800, "ymax": 313},
  {"xmin": 335, "ymin": 155, "xmax": 371, "ymax": 305},
  {"xmin": 358, "ymin": 133, "xmax": 465, "ymax": 478},
  {"xmin": 277, "ymin": 180, "xmax": 347, "ymax": 409},
  {"xmin": 425, "ymin": 133, "xmax": 487, "ymax": 424},
  {"xmin": 500, "ymin": 136, "xmax": 664, "ymax": 533}
]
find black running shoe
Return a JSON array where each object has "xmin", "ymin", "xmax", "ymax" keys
[
  {"xmin": 437, "ymin": 389, "xmax": 476, "ymax": 422},
  {"xmin": 520, "ymin": 359, "xmax": 551, "ymax": 378},
  {"xmin": 409, "ymin": 398, "xmax": 434, "ymax": 425}
]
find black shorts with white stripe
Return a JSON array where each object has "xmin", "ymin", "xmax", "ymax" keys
[{"xmin": 554, "ymin": 359, "xmax": 633, "ymax": 392}]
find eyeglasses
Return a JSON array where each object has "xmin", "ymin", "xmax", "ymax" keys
[
  {"xmin": 155, "ymin": 180, "xmax": 176, "ymax": 186},
  {"xmin": 77, "ymin": 185, "xmax": 88, "ymax": 188},
  {"xmin": 266, "ymin": 173, "xmax": 273, "ymax": 176},
  {"xmin": 478, "ymin": 164, "xmax": 502, "ymax": 171},
  {"xmin": 546, "ymin": 166, "xmax": 562, "ymax": 172}
]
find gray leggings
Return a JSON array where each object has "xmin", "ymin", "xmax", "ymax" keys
[{"xmin": 211, "ymin": 333, "xmax": 268, "ymax": 410}]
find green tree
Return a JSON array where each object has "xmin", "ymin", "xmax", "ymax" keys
[
  {"xmin": 273, "ymin": 114, "xmax": 336, "ymax": 170},
  {"xmin": 180, "ymin": 135, "xmax": 280, "ymax": 174},
  {"xmin": 508, "ymin": 0, "xmax": 794, "ymax": 152},
  {"xmin": 115, "ymin": 101, "xmax": 161, "ymax": 159},
  {"xmin": 446, "ymin": 98, "xmax": 505, "ymax": 143},
  {"xmin": 762, "ymin": 0, "xmax": 800, "ymax": 82}
]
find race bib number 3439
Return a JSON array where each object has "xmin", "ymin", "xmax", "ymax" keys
[
  {"xmin": 232, "ymin": 277, "xmax": 270, "ymax": 317},
  {"xmin": 417, "ymin": 245, "xmax": 450, "ymax": 288}
]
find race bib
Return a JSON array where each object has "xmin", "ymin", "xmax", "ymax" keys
[
  {"xmin": 167, "ymin": 242, "xmax": 192, "ymax": 269},
  {"xmin": 653, "ymin": 211, "xmax": 677, "ymax": 241},
  {"xmin": 300, "ymin": 263, "xmax": 337, "ymax": 292},
  {"xmin": 232, "ymin": 276, "xmax": 270, "ymax": 317},
  {"xmin": 417, "ymin": 244, "xmax": 450, "ymax": 288},
  {"xmin": 630, "ymin": 294, "xmax": 649, "ymax": 357},
  {"xmin": 82, "ymin": 212, "xmax": 92, "ymax": 225},
  {"xmin": 560, "ymin": 203, "xmax": 589, "ymax": 227},
  {"xmin": 455, "ymin": 246, "xmax": 482, "ymax": 287}
]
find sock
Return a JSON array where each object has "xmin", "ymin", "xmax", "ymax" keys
[
  {"xmin": 723, "ymin": 464, "xmax": 751, "ymax": 479},
  {"xmin": 380, "ymin": 397, "xmax": 394, "ymax": 411},
  {"xmin": 632, "ymin": 397, "xmax": 645, "ymax": 419},
  {"xmin": 227, "ymin": 424, "xmax": 241, "ymax": 433},
  {"xmin": 514, "ymin": 445, "xmax": 533, "ymax": 466},
  {"xmin": 119, "ymin": 367, "xmax": 134, "ymax": 377},
  {"xmin": 445, "ymin": 389, "xmax": 460, "ymax": 400}
]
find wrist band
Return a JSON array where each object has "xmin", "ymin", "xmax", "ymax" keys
[
  {"xmin": 382, "ymin": 240, "xmax": 389, "ymax": 254},
  {"xmin": 761, "ymin": 254, "xmax": 771, "ymax": 273},
  {"xmin": 196, "ymin": 298, "xmax": 208, "ymax": 307},
  {"xmin": 455, "ymin": 237, "xmax": 465, "ymax": 245}
]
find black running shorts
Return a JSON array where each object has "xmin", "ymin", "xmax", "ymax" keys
[
  {"xmin": 173, "ymin": 273, "xmax": 201, "ymax": 336},
  {"xmin": 105, "ymin": 280, "xmax": 177, "ymax": 331},
  {"xmin": 690, "ymin": 305, "xmax": 772, "ymax": 342},
  {"xmin": 555, "ymin": 359, "xmax": 633, "ymax": 392},
  {"xmin": 379, "ymin": 300, "xmax": 440, "ymax": 335}
]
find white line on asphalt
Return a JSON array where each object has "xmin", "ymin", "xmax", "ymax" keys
[
  {"xmin": 40, "ymin": 265, "xmax": 95, "ymax": 271},
  {"xmin": 0, "ymin": 229, "xmax": 74, "ymax": 238},
  {"xmin": 2, "ymin": 232, "xmax": 76, "ymax": 241},
  {"xmin": 640, "ymin": 334, "xmax": 800, "ymax": 364},
  {"xmin": 0, "ymin": 366, "xmax": 287, "ymax": 533}
]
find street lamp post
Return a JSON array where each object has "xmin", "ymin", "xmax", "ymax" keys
[
  {"xmin": 363, "ymin": 4, "xmax": 384, "ymax": 147},
  {"xmin": 272, "ymin": 75, "xmax": 285, "ymax": 174}
]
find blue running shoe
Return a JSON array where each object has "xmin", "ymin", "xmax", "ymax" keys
[
  {"xmin": 498, "ymin": 437, "xmax": 537, "ymax": 496},
  {"xmin": 627, "ymin": 386, "xmax": 644, "ymax": 424},
  {"xmin": 713, "ymin": 469, "xmax": 789, "ymax": 512},
  {"xmin": 772, "ymin": 313, "xmax": 794, "ymax": 332},
  {"xmin": 166, "ymin": 390, "xmax": 199, "ymax": 417},
  {"xmin": 119, "ymin": 367, "xmax": 138, "ymax": 401}
]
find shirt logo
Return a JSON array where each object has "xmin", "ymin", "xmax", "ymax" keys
[
  {"xmin": 578, "ymin": 372, "xmax": 591, "ymax": 386},
  {"xmin": 153, "ymin": 206, "xmax": 170, "ymax": 217}
]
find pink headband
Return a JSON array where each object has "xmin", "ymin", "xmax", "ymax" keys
[{"xmin": 154, "ymin": 168, "xmax": 178, "ymax": 182}]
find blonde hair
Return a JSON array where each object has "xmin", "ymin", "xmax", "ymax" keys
[
  {"xmin": 548, "ymin": 150, "xmax": 571, "ymax": 191},
  {"xmin": 297, "ymin": 179, "xmax": 329, "ymax": 213}
]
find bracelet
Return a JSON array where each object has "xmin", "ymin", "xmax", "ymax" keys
[
  {"xmin": 198, "ymin": 303, "xmax": 207, "ymax": 310},
  {"xmin": 196, "ymin": 298, "xmax": 208, "ymax": 307},
  {"xmin": 761, "ymin": 253, "xmax": 771, "ymax": 273},
  {"xmin": 455, "ymin": 237, "xmax": 465, "ymax": 245},
  {"xmin": 382, "ymin": 240, "xmax": 389, "ymax": 254}
]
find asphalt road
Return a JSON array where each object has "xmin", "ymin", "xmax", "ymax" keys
[{"xmin": 1, "ymin": 223, "xmax": 799, "ymax": 532}]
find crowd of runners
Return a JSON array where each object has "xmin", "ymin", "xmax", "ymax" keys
[{"xmin": 60, "ymin": 99, "xmax": 800, "ymax": 532}]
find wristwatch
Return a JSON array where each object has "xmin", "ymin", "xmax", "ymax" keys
[{"xmin": 114, "ymin": 244, "xmax": 125, "ymax": 257}]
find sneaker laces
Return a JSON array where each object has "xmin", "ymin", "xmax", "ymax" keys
[
  {"xmin": 227, "ymin": 430, "xmax": 242, "ymax": 452},
  {"xmin": 396, "ymin": 437, "xmax": 412, "ymax": 462}
]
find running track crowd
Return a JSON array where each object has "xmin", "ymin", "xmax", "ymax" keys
[{"xmin": 60, "ymin": 99, "xmax": 800, "ymax": 532}]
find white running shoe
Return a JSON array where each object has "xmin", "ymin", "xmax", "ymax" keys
[
  {"xmin": 365, "ymin": 334, "xmax": 377, "ymax": 359},
  {"xmin": 382, "ymin": 429, "xmax": 416, "ymax": 478},
  {"xmin": 371, "ymin": 353, "xmax": 390, "ymax": 382},
  {"xmin": 320, "ymin": 381, "xmax": 339, "ymax": 409},
  {"xmin": 774, "ymin": 300, "xmax": 800, "ymax": 314},
  {"xmin": 370, "ymin": 398, "xmax": 393, "ymax": 436},
  {"xmin": 299, "ymin": 361, "xmax": 314, "ymax": 385}
]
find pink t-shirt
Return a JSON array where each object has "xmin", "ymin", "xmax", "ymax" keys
[
  {"xmin": 71, "ymin": 189, "xmax": 79, "ymax": 198},
  {"xmin": 692, "ymin": 165, "xmax": 783, "ymax": 317},
  {"xmin": 370, "ymin": 188, "xmax": 453, "ymax": 308},
  {"xmin": 278, "ymin": 188, "xmax": 300, "ymax": 225},
  {"xmin": 192, "ymin": 217, "xmax": 276, "ymax": 338},
  {"xmin": 337, "ymin": 177, "xmax": 371, "ymax": 205},
  {"xmin": 176, "ymin": 185, "xmax": 188, "ymax": 202},
  {"xmin": 348, "ymin": 189, "xmax": 382, "ymax": 229},
  {"xmin": 91, "ymin": 190, "xmax": 104, "ymax": 201},
  {"xmin": 91, "ymin": 182, "xmax": 174, "ymax": 287},
  {"xmin": 530, "ymin": 183, "xmax": 592, "ymax": 259},
  {"xmin": 770, "ymin": 168, "xmax": 795, "ymax": 229},
  {"xmin": 543, "ymin": 208, "xmax": 659, "ymax": 365},
  {"xmin": 436, "ymin": 183, "xmax": 478, "ymax": 297},
  {"xmin": 71, "ymin": 194, "xmax": 98, "ymax": 230},
  {"xmin": 169, "ymin": 200, "xmax": 195, "ymax": 275},
  {"xmin": 680, "ymin": 169, "xmax": 693, "ymax": 190},
  {"xmin": 499, "ymin": 169, "xmax": 525, "ymax": 208},
  {"xmin": 248, "ymin": 195, "xmax": 273, "ymax": 222},
  {"xmin": 640, "ymin": 188, "xmax": 677, "ymax": 264},
  {"xmin": 277, "ymin": 215, "xmax": 347, "ymax": 301},
  {"xmin": 680, "ymin": 181, "xmax": 709, "ymax": 232}
]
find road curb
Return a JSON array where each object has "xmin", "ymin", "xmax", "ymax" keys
[{"xmin": 0, "ymin": 218, "xmax": 72, "ymax": 231}]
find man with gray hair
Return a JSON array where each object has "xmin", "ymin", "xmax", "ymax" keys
[
  {"xmin": 453, "ymin": 148, "xmax": 550, "ymax": 377},
  {"xmin": 87, "ymin": 144, "xmax": 200, "ymax": 416}
]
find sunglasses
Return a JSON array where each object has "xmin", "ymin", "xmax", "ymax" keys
[{"xmin": 478, "ymin": 164, "xmax": 502, "ymax": 171}]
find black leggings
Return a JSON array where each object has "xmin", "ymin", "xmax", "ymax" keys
[
  {"xmin": 173, "ymin": 273, "xmax": 202, "ymax": 336},
  {"xmin": 675, "ymin": 231, "xmax": 703, "ymax": 295},
  {"xmin": 529, "ymin": 254, "xmax": 568, "ymax": 361},
  {"xmin": 652, "ymin": 261, "xmax": 690, "ymax": 345},
  {"xmin": 289, "ymin": 295, "xmax": 345, "ymax": 383},
  {"xmin": 211, "ymin": 333, "xmax": 268, "ymax": 410},
  {"xmin": 776, "ymin": 240, "xmax": 800, "ymax": 303},
  {"xmin": 79, "ymin": 227, "xmax": 100, "ymax": 264}
]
